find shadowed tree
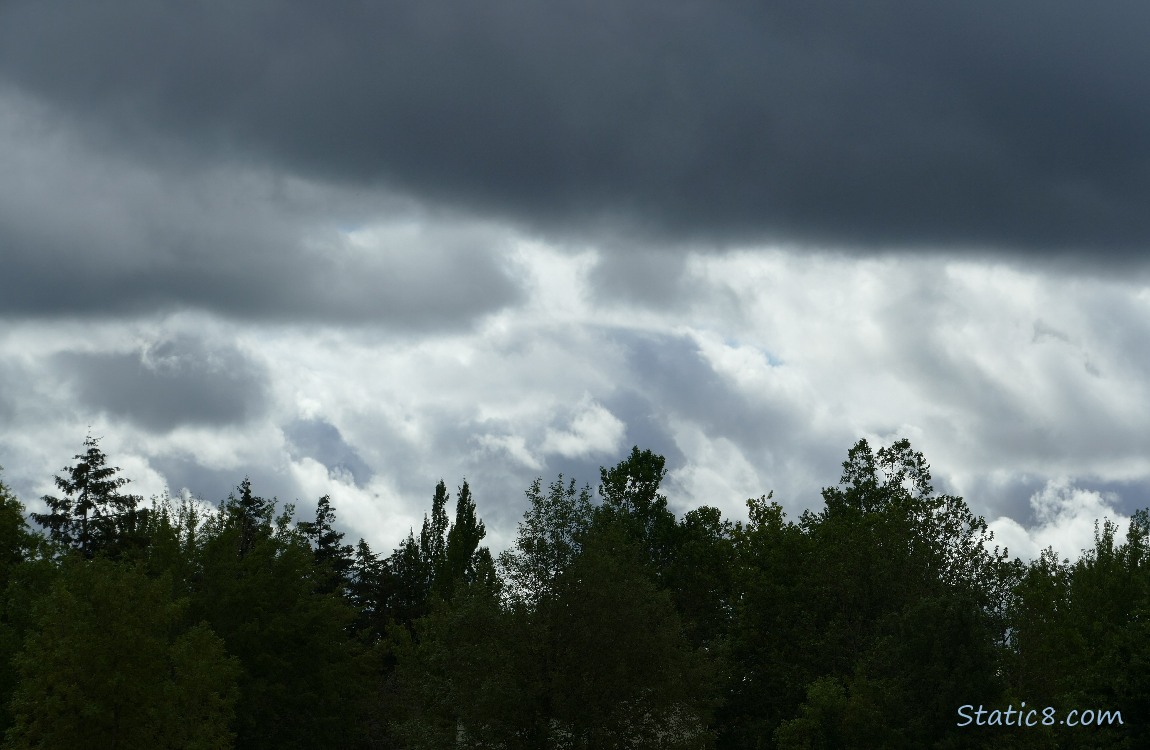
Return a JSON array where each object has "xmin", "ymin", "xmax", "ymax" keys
[
  {"xmin": 437, "ymin": 480, "xmax": 492, "ymax": 600},
  {"xmin": 596, "ymin": 446, "xmax": 677, "ymax": 577},
  {"xmin": 195, "ymin": 487, "xmax": 371, "ymax": 750},
  {"xmin": 3, "ymin": 558, "xmax": 239, "ymax": 749},
  {"xmin": 394, "ymin": 472, "xmax": 716, "ymax": 749},
  {"xmin": 420, "ymin": 481, "xmax": 450, "ymax": 588},
  {"xmin": 0, "ymin": 472, "xmax": 43, "ymax": 736},
  {"xmin": 297, "ymin": 494, "xmax": 354, "ymax": 594},
  {"xmin": 764, "ymin": 438, "xmax": 1012, "ymax": 749},
  {"xmin": 219, "ymin": 477, "xmax": 273, "ymax": 560},
  {"xmin": 498, "ymin": 475, "xmax": 594, "ymax": 607}
]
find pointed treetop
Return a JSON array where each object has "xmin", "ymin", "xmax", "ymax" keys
[{"xmin": 31, "ymin": 434, "xmax": 141, "ymax": 559}]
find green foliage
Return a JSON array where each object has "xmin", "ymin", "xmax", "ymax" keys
[
  {"xmin": 666, "ymin": 505, "xmax": 737, "ymax": 649},
  {"xmin": 0, "ymin": 474, "xmax": 43, "ymax": 736},
  {"xmin": 346, "ymin": 537, "xmax": 391, "ymax": 642},
  {"xmin": 193, "ymin": 487, "xmax": 371, "ymax": 750},
  {"xmin": 218, "ymin": 477, "xmax": 274, "ymax": 559},
  {"xmin": 9, "ymin": 433, "xmax": 1150, "ymax": 749},
  {"xmin": 0, "ymin": 477, "xmax": 37, "ymax": 581},
  {"xmin": 1002, "ymin": 517, "xmax": 1150, "ymax": 748},
  {"xmin": 596, "ymin": 446, "xmax": 677, "ymax": 574},
  {"xmin": 393, "ymin": 521, "xmax": 717, "ymax": 749},
  {"xmin": 498, "ymin": 474, "xmax": 593, "ymax": 606},
  {"xmin": 721, "ymin": 494, "xmax": 813, "ymax": 748},
  {"xmin": 390, "ymin": 582, "xmax": 529, "ymax": 749},
  {"xmin": 420, "ymin": 480, "xmax": 450, "ymax": 587},
  {"xmin": 439, "ymin": 480, "xmax": 490, "ymax": 599},
  {"xmin": 4, "ymin": 558, "xmax": 239, "ymax": 749},
  {"xmin": 545, "ymin": 525, "xmax": 717, "ymax": 749},
  {"xmin": 297, "ymin": 494, "xmax": 354, "ymax": 594},
  {"xmin": 721, "ymin": 439, "xmax": 1014, "ymax": 748}
]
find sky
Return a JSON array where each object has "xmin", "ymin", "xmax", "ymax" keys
[{"xmin": 2, "ymin": 0, "xmax": 1149, "ymax": 561}]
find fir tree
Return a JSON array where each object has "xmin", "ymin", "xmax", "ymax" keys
[
  {"xmin": 298, "ymin": 495, "xmax": 354, "ymax": 593},
  {"xmin": 31, "ymin": 435, "xmax": 143, "ymax": 560},
  {"xmin": 221, "ymin": 477, "xmax": 273, "ymax": 559}
]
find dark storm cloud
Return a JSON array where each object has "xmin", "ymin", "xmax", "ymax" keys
[
  {"xmin": 3, "ymin": 1, "xmax": 1150, "ymax": 257},
  {"xmin": 54, "ymin": 335, "xmax": 269, "ymax": 432},
  {"xmin": 0, "ymin": 122, "xmax": 523, "ymax": 325}
]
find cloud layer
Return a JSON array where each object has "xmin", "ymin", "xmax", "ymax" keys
[
  {"xmin": 3, "ymin": 1, "xmax": 1150, "ymax": 257},
  {"xmin": 2, "ymin": 3, "xmax": 1149, "ymax": 561},
  {"xmin": 2, "ymin": 246, "xmax": 1149, "ymax": 559}
]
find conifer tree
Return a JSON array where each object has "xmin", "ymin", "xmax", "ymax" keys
[
  {"xmin": 347, "ymin": 538, "xmax": 392, "ymax": 642},
  {"xmin": 298, "ymin": 495, "xmax": 354, "ymax": 593},
  {"xmin": 31, "ymin": 435, "xmax": 143, "ymax": 559},
  {"xmin": 221, "ymin": 477, "xmax": 273, "ymax": 559}
]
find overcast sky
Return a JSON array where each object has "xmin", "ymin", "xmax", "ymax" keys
[{"xmin": 2, "ymin": 0, "xmax": 1149, "ymax": 561}]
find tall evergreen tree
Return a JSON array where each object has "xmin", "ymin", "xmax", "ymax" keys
[
  {"xmin": 298, "ymin": 494, "xmax": 354, "ymax": 593},
  {"xmin": 346, "ymin": 537, "xmax": 399, "ymax": 644},
  {"xmin": 31, "ymin": 435, "xmax": 143, "ymax": 559},
  {"xmin": 220, "ymin": 477, "xmax": 273, "ymax": 559}
]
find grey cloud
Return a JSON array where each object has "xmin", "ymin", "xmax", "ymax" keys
[
  {"xmin": 598, "ymin": 390, "xmax": 688, "ymax": 471},
  {"xmin": 602, "ymin": 329, "xmax": 857, "ymax": 511},
  {"xmin": 4, "ymin": 1, "xmax": 1150, "ymax": 258},
  {"xmin": 613, "ymin": 330, "xmax": 801, "ymax": 457},
  {"xmin": 148, "ymin": 453, "xmax": 301, "ymax": 511},
  {"xmin": 0, "ymin": 95, "xmax": 523, "ymax": 324},
  {"xmin": 587, "ymin": 249, "xmax": 691, "ymax": 308},
  {"xmin": 1088, "ymin": 480, "xmax": 1150, "ymax": 521},
  {"xmin": 284, "ymin": 418, "xmax": 373, "ymax": 488},
  {"xmin": 964, "ymin": 474, "xmax": 1150, "ymax": 550},
  {"xmin": 0, "ymin": 365, "xmax": 17, "ymax": 425},
  {"xmin": 1032, "ymin": 320, "xmax": 1071, "ymax": 344},
  {"xmin": 53, "ymin": 335, "xmax": 269, "ymax": 432}
]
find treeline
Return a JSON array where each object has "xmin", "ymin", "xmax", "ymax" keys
[{"xmin": 0, "ymin": 436, "xmax": 1145, "ymax": 748}]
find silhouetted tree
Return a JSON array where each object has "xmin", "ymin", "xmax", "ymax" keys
[
  {"xmin": 31, "ymin": 435, "xmax": 144, "ymax": 560},
  {"xmin": 298, "ymin": 494, "xmax": 354, "ymax": 594}
]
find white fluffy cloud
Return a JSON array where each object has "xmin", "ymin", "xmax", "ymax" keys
[
  {"xmin": 541, "ymin": 396, "xmax": 626, "ymax": 460},
  {"xmin": 988, "ymin": 478, "xmax": 1130, "ymax": 562},
  {"xmin": 3, "ymin": 230, "xmax": 1150, "ymax": 558}
]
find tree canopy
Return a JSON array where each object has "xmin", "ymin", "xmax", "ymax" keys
[{"xmin": 0, "ymin": 435, "xmax": 1141, "ymax": 748}]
